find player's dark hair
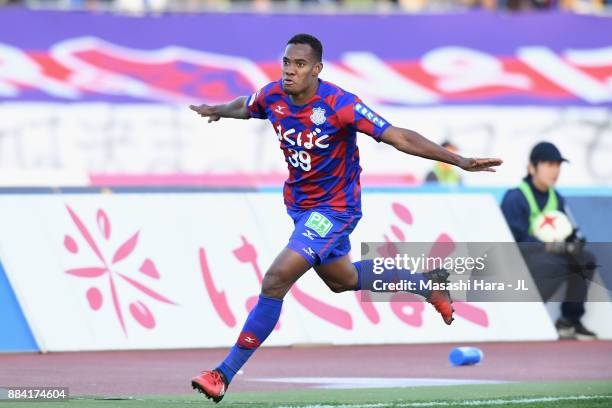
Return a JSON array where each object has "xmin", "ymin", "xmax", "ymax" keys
[{"xmin": 287, "ymin": 34, "xmax": 323, "ymax": 62}]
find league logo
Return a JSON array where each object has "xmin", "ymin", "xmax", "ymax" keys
[{"xmin": 310, "ymin": 107, "xmax": 326, "ymax": 126}]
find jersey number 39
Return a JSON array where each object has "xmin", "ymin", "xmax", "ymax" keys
[{"xmin": 287, "ymin": 149, "xmax": 311, "ymax": 171}]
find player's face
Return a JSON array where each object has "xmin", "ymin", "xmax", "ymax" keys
[
  {"xmin": 530, "ymin": 161, "xmax": 561, "ymax": 188},
  {"xmin": 282, "ymin": 44, "xmax": 322, "ymax": 95}
]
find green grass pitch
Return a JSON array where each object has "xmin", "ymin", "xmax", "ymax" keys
[{"xmin": 3, "ymin": 380, "xmax": 610, "ymax": 408}]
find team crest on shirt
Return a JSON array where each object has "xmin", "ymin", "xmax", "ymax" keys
[{"xmin": 310, "ymin": 107, "xmax": 327, "ymax": 126}]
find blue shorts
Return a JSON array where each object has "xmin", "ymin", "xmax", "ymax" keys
[{"xmin": 286, "ymin": 208, "xmax": 362, "ymax": 266}]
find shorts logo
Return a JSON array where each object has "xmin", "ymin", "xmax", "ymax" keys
[
  {"xmin": 310, "ymin": 107, "xmax": 326, "ymax": 126},
  {"xmin": 354, "ymin": 103, "xmax": 386, "ymax": 128},
  {"xmin": 303, "ymin": 247, "xmax": 316, "ymax": 258},
  {"xmin": 302, "ymin": 230, "xmax": 317, "ymax": 241},
  {"xmin": 305, "ymin": 212, "xmax": 333, "ymax": 238}
]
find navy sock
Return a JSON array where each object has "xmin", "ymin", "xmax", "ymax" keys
[
  {"xmin": 352, "ymin": 260, "xmax": 431, "ymax": 298},
  {"xmin": 216, "ymin": 295, "xmax": 282, "ymax": 384}
]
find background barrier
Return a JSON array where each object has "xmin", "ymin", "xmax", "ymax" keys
[
  {"xmin": 0, "ymin": 260, "xmax": 39, "ymax": 352},
  {"xmin": 1, "ymin": 10, "xmax": 611, "ymax": 187},
  {"xmin": 0, "ymin": 191, "xmax": 561, "ymax": 351}
]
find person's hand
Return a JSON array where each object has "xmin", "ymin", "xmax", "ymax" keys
[
  {"xmin": 565, "ymin": 240, "xmax": 585, "ymax": 257},
  {"xmin": 565, "ymin": 230, "xmax": 586, "ymax": 256},
  {"xmin": 458, "ymin": 157, "xmax": 503, "ymax": 172},
  {"xmin": 189, "ymin": 104, "xmax": 221, "ymax": 123}
]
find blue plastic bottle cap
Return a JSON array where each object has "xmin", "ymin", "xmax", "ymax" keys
[{"xmin": 449, "ymin": 347, "xmax": 483, "ymax": 366}]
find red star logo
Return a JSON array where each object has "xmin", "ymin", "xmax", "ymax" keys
[{"xmin": 539, "ymin": 214, "xmax": 557, "ymax": 229}]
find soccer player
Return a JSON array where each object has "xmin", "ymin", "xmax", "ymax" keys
[{"xmin": 189, "ymin": 34, "xmax": 502, "ymax": 402}]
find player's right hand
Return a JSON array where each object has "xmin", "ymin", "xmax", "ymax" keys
[
  {"xmin": 189, "ymin": 104, "xmax": 221, "ymax": 123},
  {"xmin": 458, "ymin": 157, "xmax": 503, "ymax": 172}
]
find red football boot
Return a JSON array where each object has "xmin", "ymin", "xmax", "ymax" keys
[
  {"xmin": 191, "ymin": 370, "xmax": 227, "ymax": 403},
  {"xmin": 426, "ymin": 268, "xmax": 455, "ymax": 325}
]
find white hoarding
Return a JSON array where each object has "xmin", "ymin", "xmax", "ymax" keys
[{"xmin": 0, "ymin": 193, "xmax": 558, "ymax": 351}]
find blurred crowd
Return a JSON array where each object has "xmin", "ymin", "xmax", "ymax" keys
[{"xmin": 1, "ymin": 0, "xmax": 610, "ymax": 13}]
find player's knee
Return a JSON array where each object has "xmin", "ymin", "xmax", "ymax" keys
[
  {"xmin": 261, "ymin": 266, "xmax": 293, "ymax": 299},
  {"xmin": 327, "ymin": 282, "xmax": 345, "ymax": 293},
  {"xmin": 324, "ymin": 278, "xmax": 355, "ymax": 293}
]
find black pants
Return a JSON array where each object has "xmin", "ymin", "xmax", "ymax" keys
[{"xmin": 521, "ymin": 247, "xmax": 597, "ymax": 322}]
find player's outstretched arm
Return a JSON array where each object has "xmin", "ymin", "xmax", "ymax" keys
[
  {"xmin": 189, "ymin": 96, "xmax": 250, "ymax": 122},
  {"xmin": 381, "ymin": 126, "xmax": 503, "ymax": 172}
]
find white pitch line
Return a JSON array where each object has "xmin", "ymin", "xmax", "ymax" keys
[
  {"xmin": 254, "ymin": 377, "xmax": 508, "ymax": 389},
  {"xmin": 278, "ymin": 394, "xmax": 612, "ymax": 408}
]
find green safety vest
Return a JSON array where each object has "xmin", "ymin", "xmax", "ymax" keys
[
  {"xmin": 432, "ymin": 163, "xmax": 461, "ymax": 185},
  {"xmin": 518, "ymin": 180, "xmax": 558, "ymax": 236}
]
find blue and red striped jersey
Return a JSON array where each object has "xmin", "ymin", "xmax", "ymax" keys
[{"xmin": 246, "ymin": 79, "xmax": 391, "ymax": 212}]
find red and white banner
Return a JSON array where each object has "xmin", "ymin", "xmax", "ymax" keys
[{"xmin": 2, "ymin": 11, "xmax": 611, "ymax": 187}]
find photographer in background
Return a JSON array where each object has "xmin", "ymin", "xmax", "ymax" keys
[{"xmin": 501, "ymin": 142, "xmax": 597, "ymax": 340}]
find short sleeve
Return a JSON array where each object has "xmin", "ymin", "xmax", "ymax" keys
[
  {"xmin": 246, "ymin": 87, "xmax": 268, "ymax": 119},
  {"xmin": 351, "ymin": 97, "xmax": 391, "ymax": 142}
]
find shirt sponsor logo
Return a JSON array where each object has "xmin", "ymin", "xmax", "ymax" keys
[
  {"xmin": 275, "ymin": 124, "xmax": 329, "ymax": 149},
  {"xmin": 354, "ymin": 103, "xmax": 386, "ymax": 128}
]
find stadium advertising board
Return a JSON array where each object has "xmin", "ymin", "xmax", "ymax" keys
[{"xmin": 0, "ymin": 193, "xmax": 558, "ymax": 351}]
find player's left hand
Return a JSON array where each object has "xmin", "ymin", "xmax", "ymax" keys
[{"xmin": 458, "ymin": 157, "xmax": 503, "ymax": 172}]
